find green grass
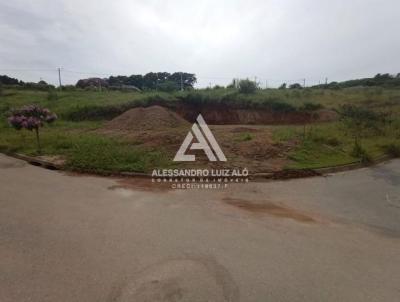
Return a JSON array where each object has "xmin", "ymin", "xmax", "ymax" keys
[
  {"xmin": 2, "ymin": 86, "xmax": 400, "ymax": 120},
  {"xmin": 0, "ymin": 89, "xmax": 166, "ymax": 119},
  {"xmin": 234, "ymin": 133, "xmax": 253, "ymax": 142},
  {"xmin": 271, "ymin": 121, "xmax": 400, "ymax": 169},
  {"xmin": 0, "ymin": 121, "xmax": 170, "ymax": 173},
  {"xmin": 65, "ymin": 136, "xmax": 170, "ymax": 173}
]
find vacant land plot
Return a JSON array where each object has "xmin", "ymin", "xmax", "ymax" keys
[{"xmin": 0, "ymin": 87, "xmax": 399, "ymax": 173}]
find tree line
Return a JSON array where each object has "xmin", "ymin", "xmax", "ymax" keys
[
  {"xmin": 76, "ymin": 72, "xmax": 197, "ymax": 91},
  {"xmin": 312, "ymin": 73, "xmax": 400, "ymax": 89}
]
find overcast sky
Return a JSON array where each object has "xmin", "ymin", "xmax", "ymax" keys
[{"xmin": 0, "ymin": 0, "xmax": 399, "ymax": 87}]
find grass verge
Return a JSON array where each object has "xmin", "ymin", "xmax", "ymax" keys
[
  {"xmin": 0, "ymin": 121, "xmax": 170, "ymax": 173},
  {"xmin": 272, "ymin": 122, "xmax": 399, "ymax": 169}
]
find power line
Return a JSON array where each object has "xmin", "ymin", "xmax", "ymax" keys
[
  {"xmin": 0, "ymin": 66, "xmax": 331, "ymax": 88},
  {"xmin": 0, "ymin": 68, "xmax": 56, "ymax": 72},
  {"xmin": 62, "ymin": 69, "xmax": 111, "ymax": 76}
]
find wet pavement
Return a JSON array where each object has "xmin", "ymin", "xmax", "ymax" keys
[{"xmin": 0, "ymin": 154, "xmax": 399, "ymax": 302}]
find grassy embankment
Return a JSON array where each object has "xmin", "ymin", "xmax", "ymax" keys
[{"xmin": 0, "ymin": 87, "xmax": 399, "ymax": 172}]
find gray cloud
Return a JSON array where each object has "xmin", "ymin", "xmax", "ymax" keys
[{"xmin": 0, "ymin": 0, "xmax": 399, "ymax": 87}]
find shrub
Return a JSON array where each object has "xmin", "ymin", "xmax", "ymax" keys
[
  {"xmin": 338, "ymin": 104, "xmax": 387, "ymax": 147},
  {"xmin": 7, "ymin": 105, "xmax": 57, "ymax": 153},
  {"xmin": 312, "ymin": 135, "xmax": 341, "ymax": 147},
  {"xmin": 238, "ymin": 79, "xmax": 257, "ymax": 94},
  {"xmin": 300, "ymin": 102, "xmax": 323, "ymax": 111},
  {"xmin": 351, "ymin": 142, "xmax": 371, "ymax": 163},
  {"xmin": 266, "ymin": 100, "xmax": 297, "ymax": 112}
]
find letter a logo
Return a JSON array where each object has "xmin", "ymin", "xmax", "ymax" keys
[{"xmin": 174, "ymin": 114, "xmax": 227, "ymax": 162}]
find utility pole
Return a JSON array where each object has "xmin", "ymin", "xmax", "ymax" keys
[
  {"xmin": 303, "ymin": 78, "xmax": 306, "ymax": 88},
  {"xmin": 57, "ymin": 67, "xmax": 62, "ymax": 89},
  {"xmin": 265, "ymin": 80, "xmax": 268, "ymax": 89},
  {"xmin": 180, "ymin": 72, "xmax": 183, "ymax": 91},
  {"xmin": 325, "ymin": 77, "xmax": 328, "ymax": 85}
]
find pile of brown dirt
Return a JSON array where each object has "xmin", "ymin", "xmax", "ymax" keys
[{"xmin": 104, "ymin": 106, "xmax": 189, "ymax": 131}]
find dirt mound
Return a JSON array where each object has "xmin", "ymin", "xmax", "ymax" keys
[{"xmin": 104, "ymin": 106, "xmax": 189, "ymax": 131}]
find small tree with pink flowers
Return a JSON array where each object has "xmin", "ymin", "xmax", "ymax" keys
[{"xmin": 8, "ymin": 105, "xmax": 57, "ymax": 153}]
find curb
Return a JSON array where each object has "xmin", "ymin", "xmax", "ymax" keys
[
  {"xmin": 1, "ymin": 152, "xmax": 394, "ymax": 180},
  {"xmin": 4, "ymin": 152, "xmax": 63, "ymax": 170},
  {"xmin": 312, "ymin": 155, "xmax": 391, "ymax": 174}
]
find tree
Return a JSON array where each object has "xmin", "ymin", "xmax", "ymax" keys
[
  {"xmin": 168, "ymin": 72, "xmax": 196, "ymax": 89},
  {"xmin": 289, "ymin": 83, "xmax": 302, "ymax": 89},
  {"xmin": 8, "ymin": 105, "xmax": 57, "ymax": 153},
  {"xmin": 143, "ymin": 72, "xmax": 159, "ymax": 90},
  {"xmin": 0, "ymin": 75, "xmax": 22, "ymax": 85},
  {"xmin": 127, "ymin": 74, "xmax": 144, "ymax": 89},
  {"xmin": 76, "ymin": 78, "xmax": 108, "ymax": 89},
  {"xmin": 158, "ymin": 80, "xmax": 179, "ymax": 92},
  {"xmin": 279, "ymin": 83, "xmax": 287, "ymax": 89},
  {"xmin": 238, "ymin": 79, "xmax": 257, "ymax": 94}
]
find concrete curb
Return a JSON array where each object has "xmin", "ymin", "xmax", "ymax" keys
[
  {"xmin": 312, "ymin": 155, "xmax": 391, "ymax": 174},
  {"xmin": 1, "ymin": 151, "xmax": 394, "ymax": 180},
  {"xmin": 4, "ymin": 152, "xmax": 63, "ymax": 170}
]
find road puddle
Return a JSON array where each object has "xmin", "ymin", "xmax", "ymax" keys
[
  {"xmin": 108, "ymin": 178, "xmax": 171, "ymax": 192},
  {"xmin": 222, "ymin": 197, "xmax": 316, "ymax": 223}
]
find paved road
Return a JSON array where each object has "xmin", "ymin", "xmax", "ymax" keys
[{"xmin": 0, "ymin": 154, "xmax": 399, "ymax": 302}]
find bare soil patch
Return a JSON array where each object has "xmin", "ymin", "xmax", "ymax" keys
[
  {"xmin": 100, "ymin": 106, "xmax": 298, "ymax": 173},
  {"xmin": 175, "ymin": 104, "xmax": 338, "ymax": 125},
  {"xmin": 230, "ymin": 127, "xmax": 261, "ymax": 133}
]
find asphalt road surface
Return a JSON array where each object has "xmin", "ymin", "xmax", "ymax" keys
[{"xmin": 1, "ymin": 154, "xmax": 399, "ymax": 302}]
